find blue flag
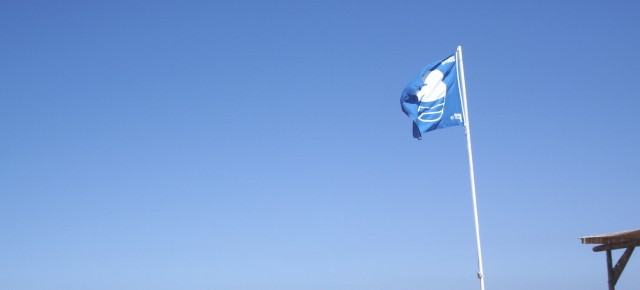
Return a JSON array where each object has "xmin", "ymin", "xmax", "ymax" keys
[{"xmin": 400, "ymin": 53, "xmax": 464, "ymax": 139}]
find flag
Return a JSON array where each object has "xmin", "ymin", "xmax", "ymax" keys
[{"xmin": 400, "ymin": 53, "xmax": 464, "ymax": 139}]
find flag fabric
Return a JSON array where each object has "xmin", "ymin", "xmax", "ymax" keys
[{"xmin": 400, "ymin": 53, "xmax": 464, "ymax": 139}]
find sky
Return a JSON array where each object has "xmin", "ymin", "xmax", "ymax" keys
[{"xmin": 1, "ymin": 0, "xmax": 640, "ymax": 289}]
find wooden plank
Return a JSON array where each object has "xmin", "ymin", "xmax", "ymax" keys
[{"xmin": 581, "ymin": 229, "xmax": 640, "ymax": 245}]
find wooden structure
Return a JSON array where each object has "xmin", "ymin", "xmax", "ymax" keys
[{"xmin": 581, "ymin": 229, "xmax": 640, "ymax": 290}]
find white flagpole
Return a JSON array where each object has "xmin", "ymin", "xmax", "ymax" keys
[{"xmin": 456, "ymin": 45, "xmax": 485, "ymax": 290}]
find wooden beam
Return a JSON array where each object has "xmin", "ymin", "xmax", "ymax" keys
[
  {"xmin": 612, "ymin": 247, "xmax": 634, "ymax": 287},
  {"xmin": 607, "ymin": 250, "xmax": 614, "ymax": 290},
  {"xmin": 605, "ymin": 247, "xmax": 635, "ymax": 290},
  {"xmin": 593, "ymin": 240, "xmax": 640, "ymax": 252}
]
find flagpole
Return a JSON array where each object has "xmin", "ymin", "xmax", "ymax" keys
[{"xmin": 456, "ymin": 45, "xmax": 485, "ymax": 290}]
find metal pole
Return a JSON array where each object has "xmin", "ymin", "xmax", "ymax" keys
[{"xmin": 456, "ymin": 45, "xmax": 486, "ymax": 290}]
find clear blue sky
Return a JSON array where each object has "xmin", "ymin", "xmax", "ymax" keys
[{"xmin": 2, "ymin": 1, "xmax": 639, "ymax": 289}]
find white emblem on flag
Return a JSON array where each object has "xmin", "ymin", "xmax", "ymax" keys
[{"xmin": 416, "ymin": 70, "xmax": 446, "ymax": 123}]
